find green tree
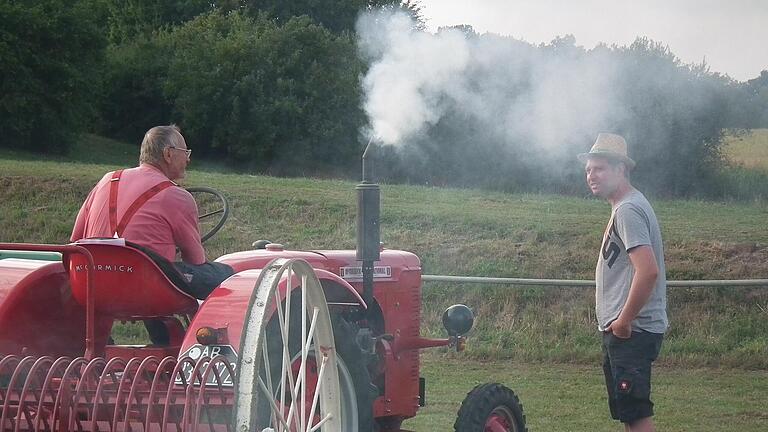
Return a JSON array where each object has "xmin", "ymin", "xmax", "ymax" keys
[
  {"xmin": 0, "ymin": 0, "xmax": 107, "ymax": 153},
  {"xmin": 97, "ymin": 36, "xmax": 174, "ymax": 142},
  {"xmin": 612, "ymin": 38, "xmax": 729, "ymax": 196},
  {"xmin": 743, "ymin": 70, "xmax": 768, "ymax": 128},
  {"xmin": 242, "ymin": 0, "xmax": 403, "ymax": 33},
  {"xmin": 162, "ymin": 12, "xmax": 366, "ymax": 175},
  {"xmin": 103, "ymin": 0, "xmax": 221, "ymax": 44}
]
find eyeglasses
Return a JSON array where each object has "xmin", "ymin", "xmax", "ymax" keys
[{"xmin": 168, "ymin": 146, "xmax": 192, "ymax": 157}]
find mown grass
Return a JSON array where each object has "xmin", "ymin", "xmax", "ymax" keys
[
  {"xmin": 401, "ymin": 356, "xmax": 768, "ymax": 431},
  {"xmin": 2, "ymin": 134, "xmax": 768, "ymax": 369}
]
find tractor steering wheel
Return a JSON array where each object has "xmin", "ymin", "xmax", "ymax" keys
[{"xmin": 186, "ymin": 187, "xmax": 230, "ymax": 243}]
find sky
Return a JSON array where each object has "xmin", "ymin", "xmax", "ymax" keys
[{"xmin": 416, "ymin": 0, "xmax": 768, "ymax": 82}]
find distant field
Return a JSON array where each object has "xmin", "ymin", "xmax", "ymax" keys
[
  {"xmin": 0, "ymin": 134, "xmax": 138, "ymax": 166},
  {"xmin": 723, "ymin": 128, "xmax": 768, "ymax": 170},
  {"xmin": 0, "ymin": 134, "xmax": 232, "ymax": 172}
]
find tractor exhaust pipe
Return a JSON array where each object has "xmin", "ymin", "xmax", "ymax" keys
[{"xmin": 356, "ymin": 138, "xmax": 380, "ymax": 307}]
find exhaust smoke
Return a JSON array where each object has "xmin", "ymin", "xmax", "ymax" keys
[{"xmin": 356, "ymin": 9, "xmax": 625, "ymax": 155}]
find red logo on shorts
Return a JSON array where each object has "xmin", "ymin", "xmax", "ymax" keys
[{"xmin": 618, "ymin": 380, "xmax": 632, "ymax": 393}]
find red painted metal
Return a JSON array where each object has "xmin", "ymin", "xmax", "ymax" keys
[
  {"xmin": 367, "ymin": 261, "xmax": 424, "ymax": 425},
  {"xmin": 0, "ymin": 243, "xmax": 97, "ymax": 359},
  {"xmin": 65, "ymin": 242, "xmax": 198, "ymax": 318},
  {"xmin": 178, "ymin": 266, "xmax": 368, "ymax": 358},
  {"xmin": 0, "ymin": 260, "xmax": 92, "ymax": 359},
  {"xmin": 486, "ymin": 412, "xmax": 513, "ymax": 432},
  {"xmin": 0, "ymin": 241, "xmax": 461, "ymax": 431},
  {"xmin": 0, "ymin": 354, "xmax": 235, "ymax": 431}
]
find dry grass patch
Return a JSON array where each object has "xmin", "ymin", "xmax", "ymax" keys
[{"xmin": 724, "ymin": 128, "xmax": 768, "ymax": 170}]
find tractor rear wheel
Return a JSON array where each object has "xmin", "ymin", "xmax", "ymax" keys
[{"xmin": 454, "ymin": 383, "xmax": 527, "ymax": 432}]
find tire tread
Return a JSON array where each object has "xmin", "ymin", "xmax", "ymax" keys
[{"xmin": 453, "ymin": 382, "xmax": 527, "ymax": 432}]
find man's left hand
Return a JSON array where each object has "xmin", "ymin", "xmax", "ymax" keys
[{"xmin": 606, "ymin": 318, "xmax": 632, "ymax": 339}]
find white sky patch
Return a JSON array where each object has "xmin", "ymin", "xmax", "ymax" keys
[{"xmin": 416, "ymin": 0, "xmax": 768, "ymax": 81}]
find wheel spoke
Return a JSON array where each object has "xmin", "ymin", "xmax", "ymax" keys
[
  {"xmin": 272, "ymin": 282, "xmax": 289, "ymax": 430},
  {"xmin": 261, "ymin": 326, "xmax": 276, "ymax": 428},
  {"xmin": 306, "ymin": 354, "xmax": 328, "ymax": 432},
  {"xmin": 285, "ymin": 306, "xmax": 320, "ymax": 430},
  {"xmin": 283, "ymin": 266, "xmax": 300, "ymax": 432},
  {"xmin": 257, "ymin": 377, "xmax": 290, "ymax": 430},
  {"xmin": 198, "ymin": 208, "xmax": 224, "ymax": 219},
  {"xmin": 292, "ymin": 309, "xmax": 320, "ymax": 392},
  {"xmin": 301, "ymin": 274, "xmax": 308, "ymax": 430},
  {"xmin": 303, "ymin": 308, "xmax": 320, "ymax": 356},
  {"xmin": 309, "ymin": 414, "xmax": 333, "ymax": 432}
]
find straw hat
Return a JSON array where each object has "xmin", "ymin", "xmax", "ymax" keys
[{"xmin": 577, "ymin": 133, "xmax": 636, "ymax": 170}]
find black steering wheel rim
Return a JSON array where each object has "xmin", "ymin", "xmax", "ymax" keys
[{"xmin": 186, "ymin": 186, "xmax": 230, "ymax": 243}]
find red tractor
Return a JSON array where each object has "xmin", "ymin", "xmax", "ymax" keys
[{"xmin": 0, "ymin": 148, "xmax": 526, "ymax": 431}]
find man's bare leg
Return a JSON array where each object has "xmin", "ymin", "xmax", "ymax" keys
[{"xmin": 625, "ymin": 416, "xmax": 655, "ymax": 432}]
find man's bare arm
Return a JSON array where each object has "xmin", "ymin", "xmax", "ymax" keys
[{"xmin": 606, "ymin": 245, "xmax": 658, "ymax": 338}]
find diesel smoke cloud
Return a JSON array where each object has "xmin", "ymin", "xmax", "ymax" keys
[
  {"xmin": 355, "ymin": 9, "xmax": 729, "ymax": 195},
  {"xmin": 357, "ymin": 10, "xmax": 624, "ymax": 153}
]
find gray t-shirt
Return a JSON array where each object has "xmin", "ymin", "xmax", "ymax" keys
[{"xmin": 595, "ymin": 189, "xmax": 668, "ymax": 333}]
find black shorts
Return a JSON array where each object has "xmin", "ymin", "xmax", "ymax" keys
[{"xmin": 602, "ymin": 330, "xmax": 664, "ymax": 423}]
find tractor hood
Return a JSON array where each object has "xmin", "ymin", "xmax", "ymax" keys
[{"xmin": 215, "ymin": 246, "xmax": 420, "ymax": 280}]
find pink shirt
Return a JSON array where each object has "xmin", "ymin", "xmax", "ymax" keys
[{"xmin": 71, "ymin": 164, "xmax": 205, "ymax": 264}]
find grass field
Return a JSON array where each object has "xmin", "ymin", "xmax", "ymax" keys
[
  {"xmin": 402, "ymin": 356, "xmax": 768, "ymax": 431},
  {"xmin": 2, "ymin": 132, "xmax": 768, "ymax": 429},
  {"xmin": 1, "ymin": 142, "xmax": 768, "ymax": 368}
]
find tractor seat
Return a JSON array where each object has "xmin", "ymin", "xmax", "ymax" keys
[{"xmin": 65, "ymin": 238, "xmax": 198, "ymax": 319}]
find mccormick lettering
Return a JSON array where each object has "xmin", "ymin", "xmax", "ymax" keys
[{"xmin": 74, "ymin": 264, "xmax": 134, "ymax": 273}]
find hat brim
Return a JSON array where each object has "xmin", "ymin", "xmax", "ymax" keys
[{"xmin": 577, "ymin": 151, "xmax": 636, "ymax": 170}]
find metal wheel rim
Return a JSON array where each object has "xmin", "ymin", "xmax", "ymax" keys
[
  {"xmin": 235, "ymin": 258, "xmax": 341, "ymax": 432},
  {"xmin": 485, "ymin": 405, "xmax": 517, "ymax": 432}
]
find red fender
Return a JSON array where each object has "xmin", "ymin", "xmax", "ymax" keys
[
  {"xmin": 258, "ymin": 267, "xmax": 367, "ymax": 317},
  {"xmin": 312, "ymin": 268, "xmax": 367, "ymax": 309},
  {"xmin": 180, "ymin": 265, "xmax": 366, "ymax": 354}
]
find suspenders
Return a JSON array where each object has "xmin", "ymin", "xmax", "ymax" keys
[
  {"xmin": 108, "ymin": 170, "xmax": 122, "ymax": 233},
  {"xmin": 108, "ymin": 170, "xmax": 174, "ymax": 237}
]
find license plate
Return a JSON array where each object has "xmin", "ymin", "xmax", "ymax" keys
[{"xmin": 176, "ymin": 344, "xmax": 238, "ymax": 386}]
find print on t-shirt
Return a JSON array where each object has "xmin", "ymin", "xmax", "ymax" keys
[{"xmin": 602, "ymin": 221, "xmax": 621, "ymax": 268}]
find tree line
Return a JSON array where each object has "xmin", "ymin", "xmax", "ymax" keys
[{"xmin": 1, "ymin": 0, "xmax": 766, "ymax": 198}]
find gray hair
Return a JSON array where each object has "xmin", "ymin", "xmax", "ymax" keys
[{"xmin": 139, "ymin": 125, "xmax": 184, "ymax": 165}]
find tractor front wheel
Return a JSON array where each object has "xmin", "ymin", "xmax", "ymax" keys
[
  {"xmin": 234, "ymin": 258, "xmax": 342, "ymax": 431},
  {"xmin": 454, "ymin": 383, "xmax": 527, "ymax": 432},
  {"xmin": 234, "ymin": 258, "xmax": 373, "ymax": 432},
  {"xmin": 259, "ymin": 306, "xmax": 374, "ymax": 431}
]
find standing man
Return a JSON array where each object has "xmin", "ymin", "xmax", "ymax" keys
[
  {"xmin": 579, "ymin": 133, "xmax": 668, "ymax": 432},
  {"xmin": 71, "ymin": 125, "xmax": 233, "ymax": 299}
]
